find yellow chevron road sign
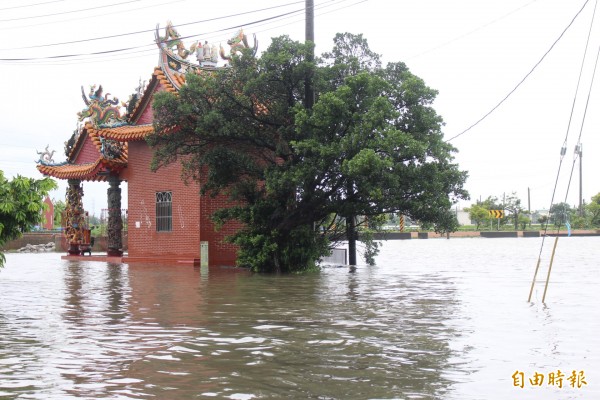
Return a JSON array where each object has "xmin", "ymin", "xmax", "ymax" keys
[{"xmin": 488, "ymin": 210, "xmax": 504, "ymax": 219}]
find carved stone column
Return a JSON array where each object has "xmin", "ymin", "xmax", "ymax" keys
[
  {"xmin": 65, "ymin": 179, "xmax": 84, "ymax": 255},
  {"xmin": 107, "ymin": 175, "xmax": 123, "ymax": 257}
]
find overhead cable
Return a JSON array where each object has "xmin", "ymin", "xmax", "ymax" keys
[
  {"xmin": 0, "ymin": 0, "xmax": 364, "ymax": 65},
  {"xmin": 527, "ymin": 0, "xmax": 597, "ymax": 303},
  {"xmin": 0, "ymin": 0, "xmax": 305, "ymax": 51},
  {"xmin": 446, "ymin": 0, "xmax": 591, "ymax": 142},
  {"xmin": 0, "ymin": 0, "xmax": 66, "ymax": 11},
  {"xmin": 0, "ymin": 0, "xmax": 187, "ymax": 31},
  {"xmin": 408, "ymin": 0, "xmax": 539, "ymax": 61},
  {"xmin": 0, "ymin": 9, "xmax": 304, "ymax": 61},
  {"xmin": 0, "ymin": 0, "xmax": 143, "ymax": 22}
]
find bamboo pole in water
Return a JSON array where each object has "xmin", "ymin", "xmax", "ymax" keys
[
  {"xmin": 527, "ymin": 257, "xmax": 542, "ymax": 302},
  {"xmin": 542, "ymin": 236, "xmax": 560, "ymax": 303}
]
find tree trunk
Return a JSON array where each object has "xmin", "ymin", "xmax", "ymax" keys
[{"xmin": 347, "ymin": 215, "xmax": 357, "ymax": 265}]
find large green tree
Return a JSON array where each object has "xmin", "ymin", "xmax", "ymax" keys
[
  {"xmin": 464, "ymin": 203, "xmax": 490, "ymax": 230},
  {"xmin": 0, "ymin": 171, "xmax": 57, "ymax": 267},
  {"xmin": 549, "ymin": 202, "xmax": 572, "ymax": 227},
  {"xmin": 148, "ymin": 33, "xmax": 468, "ymax": 272},
  {"xmin": 586, "ymin": 192, "xmax": 600, "ymax": 227},
  {"xmin": 503, "ymin": 192, "xmax": 527, "ymax": 230},
  {"xmin": 52, "ymin": 198, "xmax": 66, "ymax": 228}
]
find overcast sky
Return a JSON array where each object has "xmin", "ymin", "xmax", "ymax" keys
[{"xmin": 1, "ymin": 0, "xmax": 598, "ymax": 216}]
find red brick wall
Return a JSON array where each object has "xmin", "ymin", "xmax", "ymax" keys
[
  {"xmin": 199, "ymin": 192, "xmax": 242, "ymax": 266},
  {"xmin": 74, "ymin": 132, "xmax": 101, "ymax": 164},
  {"xmin": 137, "ymin": 96, "xmax": 155, "ymax": 125},
  {"xmin": 121, "ymin": 80, "xmax": 241, "ymax": 265},
  {"xmin": 124, "ymin": 141, "xmax": 200, "ymax": 259},
  {"xmin": 123, "ymin": 141, "xmax": 240, "ymax": 265},
  {"xmin": 136, "ymin": 82, "xmax": 163, "ymax": 125}
]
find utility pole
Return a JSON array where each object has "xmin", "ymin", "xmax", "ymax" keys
[
  {"xmin": 347, "ymin": 215, "xmax": 357, "ymax": 265},
  {"xmin": 528, "ymin": 187, "xmax": 531, "ymax": 228},
  {"xmin": 305, "ymin": 0, "xmax": 315, "ymax": 109},
  {"xmin": 578, "ymin": 143, "xmax": 583, "ymax": 216},
  {"xmin": 305, "ymin": 0, "xmax": 357, "ymax": 264}
]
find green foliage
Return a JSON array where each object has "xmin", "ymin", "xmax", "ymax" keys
[
  {"xmin": 538, "ymin": 215, "xmax": 548, "ymax": 229},
  {"xmin": 587, "ymin": 192, "xmax": 600, "ymax": 227},
  {"xmin": 464, "ymin": 203, "xmax": 490, "ymax": 230},
  {"xmin": 360, "ymin": 214, "xmax": 386, "ymax": 265},
  {"xmin": 53, "ymin": 199, "xmax": 66, "ymax": 228},
  {"xmin": 503, "ymin": 192, "xmax": 525, "ymax": 230},
  {"xmin": 0, "ymin": 171, "xmax": 57, "ymax": 267},
  {"xmin": 549, "ymin": 202, "xmax": 571, "ymax": 227},
  {"xmin": 149, "ymin": 33, "xmax": 468, "ymax": 272},
  {"xmin": 569, "ymin": 214, "xmax": 586, "ymax": 229},
  {"xmin": 518, "ymin": 214, "xmax": 530, "ymax": 230}
]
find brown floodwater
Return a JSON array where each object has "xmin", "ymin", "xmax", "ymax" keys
[{"xmin": 0, "ymin": 237, "xmax": 598, "ymax": 399}]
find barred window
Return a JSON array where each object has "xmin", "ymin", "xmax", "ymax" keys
[{"xmin": 156, "ymin": 191, "xmax": 172, "ymax": 232}]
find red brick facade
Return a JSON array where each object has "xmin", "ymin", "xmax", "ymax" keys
[
  {"xmin": 74, "ymin": 132, "xmax": 103, "ymax": 164},
  {"xmin": 38, "ymin": 54, "xmax": 243, "ymax": 265},
  {"xmin": 121, "ymin": 138, "xmax": 240, "ymax": 265}
]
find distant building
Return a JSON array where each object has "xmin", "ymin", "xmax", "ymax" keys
[
  {"xmin": 42, "ymin": 196, "xmax": 54, "ymax": 230},
  {"xmin": 456, "ymin": 208, "xmax": 471, "ymax": 226},
  {"xmin": 531, "ymin": 209, "xmax": 549, "ymax": 224}
]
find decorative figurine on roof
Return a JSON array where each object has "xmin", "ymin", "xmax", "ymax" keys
[
  {"xmin": 78, "ymin": 85, "xmax": 128, "ymax": 128},
  {"xmin": 64, "ymin": 125, "xmax": 80, "ymax": 158},
  {"xmin": 100, "ymin": 137, "xmax": 124, "ymax": 160},
  {"xmin": 125, "ymin": 79, "xmax": 146, "ymax": 118},
  {"xmin": 196, "ymin": 40, "xmax": 219, "ymax": 67},
  {"xmin": 36, "ymin": 145, "xmax": 56, "ymax": 164},
  {"xmin": 219, "ymin": 28, "xmax": 258, "ymax": 61},
  {"xmin": 158, "ymin": 20, "xmax": 198, "ymax": 60}
]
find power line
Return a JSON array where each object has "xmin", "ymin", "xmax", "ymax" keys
[
  {"xmin": 0, "ymin": 8, "xmax": 304, "ymax": 62},
  {"xmin": 0, "ymin": 0, "xmax": 187, "ymax": 31},
  {"xmin": 0, "ymin": 0, "xmax": 305, "ymax": 51},
  {"xmin": 446, "ymin": 0, "xmax": 591, "ymax": 142},
  {"xmin": 0, "ymin": 0, "xmax": 364, "ymax": 65},
  {"xmin": 0, "ymin": 0, "xmax": 66, "ymax": 11},
  {"xmin": 0, "ymin": 0, "xmax": 143, "ymax": 22},
  {"xmin": 252, "ymin": 0, "xmax": 361, "ymax": 36},
  {"xmin": 407, "ymin": 0, "xmax": 539, "ymax": 61}
]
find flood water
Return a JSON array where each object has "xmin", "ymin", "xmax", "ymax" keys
[{"xmin": 0, "ymin": 237, "xmax": 598, "ymax": 399}]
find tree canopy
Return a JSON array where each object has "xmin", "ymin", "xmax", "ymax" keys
[
  {"xmin": 0, "ymin": 171, "xmax": 57, "ymax": 267},
  {"xmin": 148, "ymin": 33, "xmax": 469, "ymax": 272},
  {"xmin": 587, "ymin": 192, "xmax": 600, "ymax": 226}
]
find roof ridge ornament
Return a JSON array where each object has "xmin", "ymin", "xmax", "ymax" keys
[
  {"xmin": 78, "ymin": 84, "xmax": 128, "ymax": 128},
  {"xmin": 154, "ymin": 21, "xmax": 258, "ymax": 72},
  {"xmin": 100, "ymin": 137, "xmax": 124, "ymax": 160},
  {"xmin": 197, "ymin": 40, "xmax": 219, "ymax": 67},
  {"xmin": 219, "ymin": 28, "xmax": 258, "ymax": 62},
  {"xmin": 35, "ymin": 144, "xmax": 68, "ymax": 166},
  {"xmin": 156, "ymin": 20, "xmax": 198, "ymax": 60}
]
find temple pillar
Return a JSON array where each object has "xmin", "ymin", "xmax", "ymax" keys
[
  {"xmin": 65, "ymin": 179, "xmax": 84, "ymax": 255},
  {"xmin": 107, "ymin": 175, "xmax": 123, "ymax": 257}
]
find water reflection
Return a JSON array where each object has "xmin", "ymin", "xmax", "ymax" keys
[
  {"xmin": 117, "ymin": 266, "xmax": 460, "ymax": 399},
  {"xmin": 63, "ymin": 261, "xmax": 85, "ymax": 323},
  {"xmin": 105, "ymin": 263, "xmax": 128, "ymax": 323},
  {"xmin": 1, "ymin": 238, "xmax": 599, "ymax": 399}
]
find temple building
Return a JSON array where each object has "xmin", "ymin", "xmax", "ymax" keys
[{"xmin": 36, "ymin": 22, "xmax": 257, "ymax": 265}]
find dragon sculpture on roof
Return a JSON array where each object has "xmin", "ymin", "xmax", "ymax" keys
[
  {"xmin": 219, "ymin": 28, "xmax": 258, "ymax": 61},
  {"xmin": 78, "ymin": 85, "xmax": 128, "ymax": 128},
  {"xmin": 157, "ymin": 20, "xmax": 198, "ymax": 59}
]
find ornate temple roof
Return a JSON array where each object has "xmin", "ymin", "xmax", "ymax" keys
[
  {"xmin": 36, "ymin": 22, "xmax": 257, "ymax": 182},
  {"xmin": 87, "ymin": 123, "xmax": 155, "ymax": 142},
  {"xmin": 36, "ymin": 158, "xmax": 127, "ymax": 181}
]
